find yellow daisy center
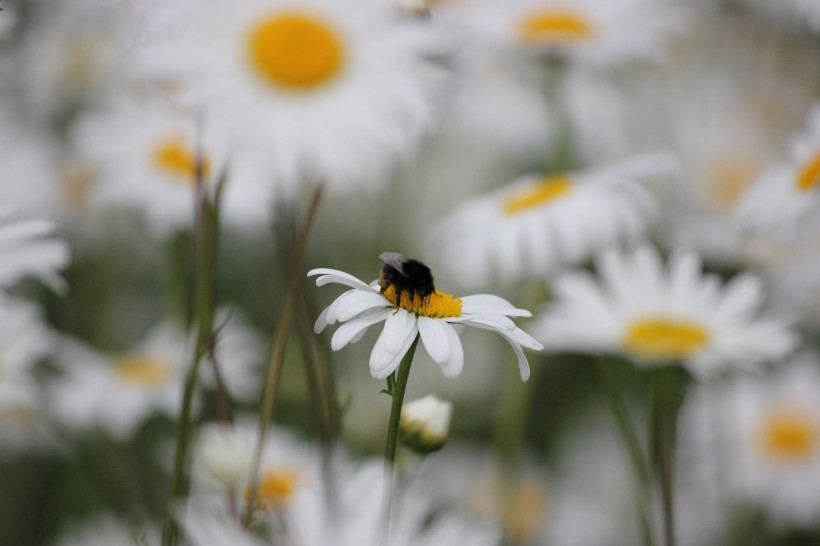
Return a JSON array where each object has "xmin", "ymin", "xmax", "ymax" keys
[
  {"xmin": 152, "ymin": 137, "xmax": 210, "ymax": 182},
  {"xmin": 62, "ymin": 163, "xmax": 94, "ymax": 210},
  {"xmin": 706, "ymin": 156, "xmax": 759, "ymax": 212},
  {"xmin": 623, "ymin": 318, "xmax": 710, "ymax": 360},
  {"xmin": 760, "ymin": 409, "xmax": 818, "ymax": 462},
  {"xmin": 518, "ymin": 10, "xmax": 594, "ymax": 44},
  {"xmin": 382, "ymin": 285, "xmax": 462, "ymax": 318},
  {"xmin": 502, "ymin": 175, "xmax": 573, "ymax": 215},
  {"xmin": 247, "ymin": 12, "xmax": 345, "ymax": 91},
  {"xmin": 472, "ymin": 478, "xmax": 548, "ymax": 543},
  {"xmin": 250, "ymin": 470, "xmax": 302, "ymax": 509},
  {"xmin": 0, "ymin": 406, "xmax": 35, "ymax": 425},
  {"xmin": 795, "ymin": 152, "xmax": 820, "ymax": 192},
  {"xmin": 114, "ymin": 355, "xmax": 170, "ymax": 387}
]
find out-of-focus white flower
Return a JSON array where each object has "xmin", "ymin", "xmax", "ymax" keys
[
  {"xmin": 682, "ymin": 353, "xmax": 820, "ymax": 529},
  {"xmin": 0, "ymin": 298, "xmax": 59, "ymax": 456},
  {"xmin": 183, "ymin": 460, "xmax": 501, "ymax": 546},
  {"xmin": 192, "ymin": 420, "xmax": 315, "ymax": 516},
  {"xmin": 309, "ymin": 256, "xmax": 542, "ymax": 381},
  {"xmin": 51, "ymin": 515, "xmax": 158, "ymax": 546},
  {"xmin": 138, "ymin": 0, "xmax": 448, "ymax": 198},
  {"xmin": 0, "ymin": 210, "xmax": 69, "ymax": 293},
  {"xmin": 533, "ymin": 244, "xmax": 797, "ymax": 378},
  {"xmin": 431, "ymin": 154, "xmax": 672, "ymax": 290},
  {"xmin": 15, "ymin": 0, "xmax": 141, "ymax": 122},
  {"xmin": 735, "ymin": 104, "xmax": 820, "ymax": 242},
  {"xmin": 446, "ymin": 0, "xmax": 684, "ymax": 67},
  {"xmin": 50, "ymin": 311, "xmax": 262, "ymax": 440},
  {"xmin": 734, "ymin": 0, "xmax": 820, "ymax": 33},
  {"xmin": 74, "ymin": 96, "xmax": 270, "ymax": 235},
  {"xmin": 400, "ymin": 394, "xmax": 452, "ymax": 454}
]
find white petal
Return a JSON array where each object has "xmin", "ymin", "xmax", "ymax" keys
[
  {"xmin": 439, "ymin": 322, "xmax": 464, "ymax": 378},
  {"xmin": 314, "ymin": 306, "xmax": 331, "ymax": 334},
  {"xmin": 335, "ymin": 291, "xmax": 390, "ymax": 322},
  {"xmin": 418, "ymin": 317, "xmax": 451, "ymax": 365},
  {"xmin": 382, "ymin": 309, "xmax": 414, "ymax": 353},
  {"xmin": 370, "ymin": 323, "xmax": 419, "ymax": 379},
  {"xmin": 309, "ymin": 268, "xmax": 374, "ymax": 291},
  {"xmin": 330, "ymin": 310, "xmax": 391, "ymax": 351},
  {"xmin": 452, "ymin": 314, "xmax": 516, "ymax": 331},
  {"xmin": 460, "ymin": 294, "xmax": 532, "ymax": 317}
]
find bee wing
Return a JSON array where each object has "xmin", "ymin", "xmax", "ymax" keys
[{"xmin": 379, "ymin": 251, "xmax": 407, "ymax": 275}]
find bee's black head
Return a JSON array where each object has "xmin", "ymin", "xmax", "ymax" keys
[{"xmin": 378, "ymin": 251, "xmax": 435, "ymax": 303}]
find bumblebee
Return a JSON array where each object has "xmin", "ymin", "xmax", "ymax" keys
[{"xmin": 378, "ymin": 252, "xmax": 435, "ymax": 306}]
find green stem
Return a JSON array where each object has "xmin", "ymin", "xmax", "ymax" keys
[
  {"xmin": 242, "ymin": 185, "xmax": 324, "ymax": 525},
  {"xmin": 383, "ymin": 336, "xmax": 420, "ymax": 469},
  {"xmin": 649, "ymin": 367, "xmax": 684, "ymax": 546},
  {"xmin": 380, "ymin": 335, "xmax": 420, "ymax": 545},
  {"xmin": 596, "ymin": 361, "xmax": 655, "ymax": 546},
  {"xmin": 162, "ymin": 170, "xmax": 221, "ymax": 546},
  {"xmin": 542, "ymin": 58, "xmax": 573, "ymax": 175}
]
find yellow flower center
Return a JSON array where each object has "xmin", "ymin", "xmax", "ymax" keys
[
  {"xmin": 0, "ymin": 406, "xmax": 35, "ymax": 425},
  {"xmin": 795, "ymin": 152, "xmax": 820, "ymax": 192},
  {"xmin": 251, "ymin": 470, "xmax": 302, "ymax": 509},
  {"xmin": 114, "ymin": 355, "xmax": 170, "ymax": 386},
  {"xmin": 62, "ymin": 162, "xmax": 94, "ymax": 210},
  {"xmin": 706, "ymin": 155, "xmax": 759, "ymax": 212},
  {"xmin": 471, "ymin": 478, "xmax": 548, "ymax": 543},
  {"xmin": 152, "ymin": 137, "xmax": 210, "ymax": 182},
  {"xmin": 247, "ymin": 12, "xmax": 345, "ymax": 91},
  {"xmin": 518, "ymin": 10, "xmax": 594, "ymax": 44},
  {"xmin": 502, "ymin": 175, "xmax": 573, "ymax": 215},
  {"xmin": 623, "ymin": 318, "xmax": 710, "ymax": 360},
  {"xmin": 382, "ymin": 285, "xmax": 462, "ymax": 318},
  {"xmin": 760, "ymin": 409, "xmax": 817, "ymax": 462}
]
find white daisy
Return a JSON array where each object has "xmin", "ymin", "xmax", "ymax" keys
[
  {"xmin": 137, "ymin": 0, "xmax": 448, "ymax": 197},
  {"xmin": 74, "ymin": 96, "xmax": 270, "ymax": 236},
  {"xmin": 533, "ymin": 244, "xmax": 797, "ymax": 378},
  {"xmin": 192, "ymin": 420, "xmax": 316, "ymax": 515},
  {"xmin": 308, "ymin": 255, "xmax": 542, "ymax": 381},
  {"xmin": 430, "ymin": 154, "xmax": 673, "ymax": 290},
  {"xmin": 0, "ymin": 298, "xmax": 60, "ymax": 456},
  {"xmin": 735, "ymin": 103, "xmax": 820, "ymax": 241},
  {"xmin": 52, "ymin": 516, "xmax": 158, "ymax": 546},
  {"xmin": 446, "ymin": 0, "xmax": 684, "ymax": 67},
  {"xmin": 0, "ymin": 210, "xmax": 70, "ymax": 293},
  {"xmin": 50, "ymin": 311, "xmax": 262, "ymax": 441},
  {"xmin": 683, "ymin": 353, "xmax": 820, "ymax": 529}
]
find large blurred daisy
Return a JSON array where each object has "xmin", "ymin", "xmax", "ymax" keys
[
  {"xmin": 308, "ymin": 258, "xmax": 542, "ymax": 381},
  {"xmin": 447, "ymin": 0, "xmax": 683, "ymax": 67},
  {"xmin": 735, "ymin": 104, "xmax": 820, "ymax": 241},
  {"xmin": 74, "ymin": 97, "xmax": 269, "ymax": 235},
  {"xmin": 139, "ymin": 0, "xmax": 448, "ymax": 197},
  {"xmin": 533, "ymin": 244, "xmax": 797, "ymax": 378},
  {"xmin": 431, "ymin": 155, "xmax": 671, "ymax": 290},
  {"xmin": 683, "ymin": 353, "xmax": 820, "ymax": 528}
]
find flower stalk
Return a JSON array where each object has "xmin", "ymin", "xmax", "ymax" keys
[
  {"xmin": 162, "ymin": 159, "xmax": 225, "ymax": 546},
  {"xmin": 649, "ymin": 366, "xmax": 685, "ymax": 546},
  {"xmin": 596, "ymin": 360, "xmax": 655, "ymax": 546},
  {"xmin": 243, "ymin": 184, "xmax": 324, "ymax": 525}
]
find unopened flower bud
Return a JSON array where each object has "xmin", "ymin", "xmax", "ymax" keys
[{"xmin": 400, "ymin": 395, "xmax": 452, "ymax": 454}]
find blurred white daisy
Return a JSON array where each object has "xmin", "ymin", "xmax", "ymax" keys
[
  {"xmin": 0, "ymin": 298, "xmax": 60, "ymax": 456},
  {"xmin": 51, "ymin": 515, "xmax": 158, "ymax": 546},
  {"xmin": 0, "ymin": 210, "xmax": 70, "ymax": 293},
  {"xmin": 431, "ymin": 154, "xmax": 673, "ymax": 290},
  {"xmin": 182, "ymin": 460, "xmax": 502, "ymax": 546},
  {"xmin": 138, "ymin": 0, "xmax": 448, "ymax": 197},
  {"xmin": 683, "ymin": 353, "xmax": 820, "ymax": 528},
  {"xmin": 308, "ymin": 256, "xmax": 542, "ymax": 381},
  {"xmin": 192, "ymin": 421, "xmax": 316, "ymax": 516},
  {"xmin": 74, "ymin": 96, "xmax": 270, "ymax": 235},
  {"xmin": 735, "ymin": 104, "xmax": 820, "ymax": 241},
  {"xmin": 533, "ymin": 244, "xmax": 797, "ymax": 378},
  {"xmin": 448, "ymin": 0, "xmax": 683, "ymax": 67},
  {"xmin": 50, "ymin": 311, "xmax": 263, "ymax": 441}
]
